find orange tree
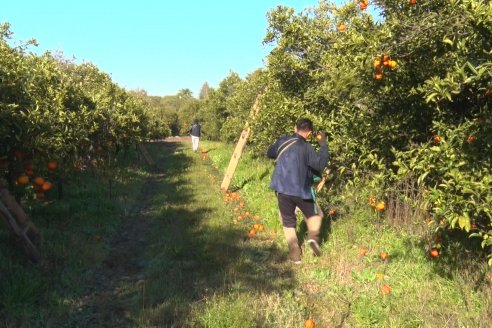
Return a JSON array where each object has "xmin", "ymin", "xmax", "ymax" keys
[
  {"xmin": 211, "ymin": 0, "xmax": 492, "ymax": 263},
  {"xmin": 0, "ymin": 23, "xmax": 166, "ymax": 197}
]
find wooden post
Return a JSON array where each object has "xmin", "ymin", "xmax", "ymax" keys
[{"xmin": 220, "ymin": 94, "xmax": 263, "ymax": 191}]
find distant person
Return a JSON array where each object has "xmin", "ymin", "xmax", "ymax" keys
[
  {"xmin": 189, "ymin": 119, "xmax": 201, "ymax": 152},
  {"xmin": 267, "ymin": 118, "xmax": 328, "ymax": 264}
]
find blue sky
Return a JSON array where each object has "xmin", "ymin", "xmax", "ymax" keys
[{"xmin": 1, "ymin": 1, "xmax": 349, "ymax": 97}]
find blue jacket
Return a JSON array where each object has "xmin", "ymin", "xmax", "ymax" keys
[{"xmin": 267, "ymin": 133, "xmax": 328, "ymax": 199}]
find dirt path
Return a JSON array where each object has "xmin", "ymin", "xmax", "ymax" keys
[{"xmin": 64, "ymin": 146, "xmax": 169, "ymax": 327}]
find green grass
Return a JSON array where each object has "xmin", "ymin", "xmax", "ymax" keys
[{"xmin": 1, "ymin": 139, "xmax": 491, "ymax": 327}]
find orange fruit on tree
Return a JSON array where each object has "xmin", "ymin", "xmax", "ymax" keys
[
  {"xmin": 381, "ymin": 284, "xmax": 392, "ymax": 295},
  {"xmin": 253, "ymin": 223, "xmax": 260, "ymax": 230},
  {"xmin": 33, "ymin": 176, "xmax": 45, "ymax": 186},
  {"xmin": 383, "ymin": 54, "xmax": 390, "ymax": 62},
  {"xmin": 304, "ymin": 319, "xmax": 315, "ymax": 328},
  {"xmin": 388, "ymin": 60, "xmax": 397, "ymax": 69},
  {"xmin": 233, "ymin": 207, "xmax": 239, "ymax": 212},
  {"xmin": 359, "ymin": 247, "xmax": 368, "ymax": 256},
  {"xmin": 41, "ymin": 181, "xmax": 53, "ymax": 191},
  {"xmin": 233, "ymin": 219, "xmax": 238, "ymax": 224},
  {"xmin": 47, "ymin": 161, "xmax": 58, "ymax": 170},
  {"xmin": 328, "ymin": 208, "xmax": 336, "ymax": 216},
  {"xmin": 337, "ymin": 23, "xmax": 346, "ymax": 32},
  {"xmin": 237, "ymin": 215, "xmax": 243, "ymax": 221},
  {"xmin": 376, "ymin": 201, "xmax": 385, "ymax": 211},
  {"xmin": 369, "ymin": 196, "xmax": 376, "ymax": 207},
  {"xmin": 245, "ymin": 211, "xmax": 250, "ymax": 217},
  {"xmin": 380, "ymin": 251, "xmax": 388, "ymax": 261},
  {"xmin": 375, "ymin": 73, "xmax": 383, "ymax": 80},
  {"xmin": 373, "ymin": 59, "xmax": 382, "ymax": 67},
  {"xmin": 359, "ymin": 1, "xmax": 368, "ymax": 10},
  {"xmin": 248, "ymin": 228, "xmax": 256, "ymax": 238},
  {"xmin": 17, "ymin": 174, "xmax": 29, "ymax": 185},
  {"xmin": 430, "ymin": 248, "xmax": 440, "ymax": 258},
  {"xmin": 239, "ymin": 201, "xmax": 245, "ymax": 208},
  {"xmin": 466, "ymin": 135, "xmax": 475, "ymax": 144},
  {"xmin": 258, "ymin": 224, "xmax": 265, "ymax": 232},
  {"xmin": 433, "ymin": 135, "xmax": 441, "ymax": 143},
  {"xmin": 376, "ymin": 272, "xmax": 384, "ymax": 280},
  {"xmin": 410, "ymin": 0, "xmax": 417, "ymax": 5}
]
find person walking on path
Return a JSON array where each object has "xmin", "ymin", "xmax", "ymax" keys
[
  {"xmin": 189, "ymin": 119, "xmax": 201, "ymax": 152},
  {"xmin": 267, "ymin": 118, "xmax": 329, "ymax": 264}
]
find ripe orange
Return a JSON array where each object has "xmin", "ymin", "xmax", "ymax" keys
[
  {"xmin": 41, "ymin": 181, "xmax": 53, "ymax": 191},
  {"xmin": 466, "ymin": 135, "xmax": 475, "ymax": 144},
  {"xmin": 304, "ymin": 319, "xmax": 315, "ymax": 328},
  {"xmin": 233, "ymin": 207, "xmax": 239, "ymax": 212},
  {"xmin": 410, "ymin": 0, "xmax": 417, "ymax": 5},
  {"xmin": 258, "ymin": 224, "xmax": 265, "ymax": 232},
  {"xmin": 373, "ymin": 59, "xmax": 381, "ymax": 67},
  {"xmin": 369, "ymin": 196, "xmax": 376, "ymax": 207},
  {"xmin": 376, "ymin": 201, "xmax": 385, "ymax": 211},
  {"xmin": 430, "ymin": 248, "xmax": 440, "ymax": 258},
  {"xmin": 380, "ymin": 251, "xmax": 388, "ymax": 261},
  {"xmin": 359, "ymin": 247, "xmax": 368, "ymax": 256},
  {"xmin": 248, "ymin": 228, "xmax": 256, "ymax": 238},
  {"xmin": 433, "ymin": 135, "xmax": 441, "ymax": 143},
  {"xmin": 376, "ymin": 272, "xmax": 384, "ymax": 280},
  {"xmin": 253, "ymin": 224, "xmax": 260, "ymax": 230},
  {"xmin": 388, "ymin": 60, "xmax": 397, "ymax": 69},
  {"xmin": 33, "ymin": 176, "xmax": 45, "ymax": 186},
  {"xmin": 239, "ymin": 201, "xmax": 245, "ymax": 208},
  {"xmin": 328, "ymin": 208, "xmax": 336, "ymax": 216},
  {"xmin": 337, "ymin": 23, "xmax": 346, "ymax": 32},
  {"xmin": 245, "ymin": 211, "xmax": 251, "ymax": 217},
  {"xmin": 237, "ymin": 215, "xmax": 243, "ymax": 221},
  {"xmin": 375, "ymin": 73, "xmax": 383, "ymax": 80},
  {"xmin": 359, "ymin": 1, "xmax": 368, "ymax": 10},
  {"xmin": 17, "ymin": 175, "xmax": 29, "ymax": 185},
  {"xmin": 47, "ymin": 161, "xmax": 58, "ymax": 170},
  {"xmin": 381, "ymin": 284, "xmax": 392, "ymax": 295},
  {"xmin": 383, "ymin": 54, "xmax": 390, "ymax": 62}
]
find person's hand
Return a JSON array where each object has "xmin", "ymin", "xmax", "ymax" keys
[{"xmin": 316, "ymin": 132, "xmax": 327, "ymax": 145}]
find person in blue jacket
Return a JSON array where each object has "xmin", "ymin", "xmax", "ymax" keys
[{"xmin": 267, "ymin": 118, "xmax": 328, "ymax": 264}]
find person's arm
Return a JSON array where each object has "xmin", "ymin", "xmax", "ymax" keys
[
  {"xmin": 306, "ymin": 133, "xmax": 329, "ymax": 172},
  {"xmin": 267, "ymin": 139, "xmax": 280, "ymax": 159}
]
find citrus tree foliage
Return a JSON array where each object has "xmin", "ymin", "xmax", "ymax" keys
[
  {"xmin": 197, "ymin": 72, "xmax": 242, "ymax": 140},
  {"xmin": 0, "ymin": 23, "xmax": 163, "ymax": 181},
  {"xmin": 208, "ymin": 0, "xmax": 492, "ymax": 263}
]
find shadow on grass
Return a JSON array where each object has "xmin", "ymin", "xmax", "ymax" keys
[{"xmin": 134, "ymin": 141, "xmax": 296, "ymax": 326}]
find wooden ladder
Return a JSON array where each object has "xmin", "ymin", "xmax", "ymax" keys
[
  {"xmin": 0, "ymin": 184, "xmax": 42, "ymax": 262},
  {"xmin": 220, "ymin": 94, "xmax": 263, "ymax": 192}
]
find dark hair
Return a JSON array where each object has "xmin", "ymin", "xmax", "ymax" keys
[{"xmin": 296, "ymin": 118, "xmax": 313, "ymax": 132}]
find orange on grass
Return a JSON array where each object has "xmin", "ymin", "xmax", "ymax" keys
[
  {"xmin": 380, "ymin": 251, "xmax": 388, "ymax": 261},
  {"xmin": 17, "ymin": 175, "xmax": 29, "ymax": 185},
  {"xmin": 381, "ymin": 284, "xmax": 392, "ymax": 295},
  {"xmin": 47, "ymin": 160, "xmax": 58, "ymax": 170},
  {"xmin": 33, "ymin": 176, "xmax": 45, "ymax": 186},
  {"xmin": 304, "ymin": 319, "xmax": 315, "ymax": 328},
  {"xmin": 41, "ymin": 181, "xmax": 53, "ymax": 191}
]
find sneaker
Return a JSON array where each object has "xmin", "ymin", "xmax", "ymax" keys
[
  {"xmin": 289, "ymin": 244, "xmax": 302, "ymax": 264},
  {"xmin": 307, "ymin": 236, "xmax": 322, "ymax": 257}
]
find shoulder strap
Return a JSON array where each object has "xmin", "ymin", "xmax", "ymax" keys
[{"xmin": 276, "ymin": 138, "xmax": 299, "ymax": 162}]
